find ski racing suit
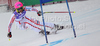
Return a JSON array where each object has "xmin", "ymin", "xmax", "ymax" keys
[{"xmin": 8, "ymin": 7, "xmax": 54, "ymax": 33}]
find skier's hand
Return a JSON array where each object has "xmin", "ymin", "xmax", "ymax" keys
[
  {"xmin": 7, "ymin": 32, "xmax": 12, "ymax": 38},
  {"xmin": 37, "ymin": 11, "xmax": 42, "ymax": 16}
]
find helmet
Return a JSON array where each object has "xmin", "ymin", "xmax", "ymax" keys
[
  {"xmin": 14, "ymin": 2, "xmax": 24, "ymax": 12},
  {"xmin": 14, "ymin": 2, "xmax": 23, "ymax": 9}
]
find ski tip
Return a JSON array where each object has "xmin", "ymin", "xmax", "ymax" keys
[{"xmin": 74, "ymin": 11, "xmax": 75, "ymax": 13}]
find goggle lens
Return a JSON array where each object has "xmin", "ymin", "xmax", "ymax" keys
[{"xmin": 16, "ymin": 7, "xmax": 23, "ymax": 11}]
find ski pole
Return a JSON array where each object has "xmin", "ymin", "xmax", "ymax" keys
[
  {"xmin": 8, "ymin": 38, "xmax": 11, "ymax": 41},
  {"xmin": 44, "ymin": 11, "xmax": 75, "ymax": 13},
  {"xmin": 40, "ymin": 0, "xmax": 49, "ymax": 44},
  {"xmin": 66, "ymin": 0, "xmax": 76, "ymax": 38}
]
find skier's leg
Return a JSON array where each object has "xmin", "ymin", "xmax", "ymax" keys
[
  {"xmin": 24, "ymin": 22, "xmax": 41, "ymax": 32},
  {"xmin": 24, "ymin": 16, "xmax": 50, "ymax": 34},
  {"xmin": 24, "ymin": 22, "xmax": 50, "ymax": 35},
  {"xmin": 39, "ymin": 21, "xmax": 55, "ymax": 29},
  {"xmin": 25, "ymin": 16, "xmax": 65, "ymax": 34},
  {"xmin": 25, "ymin": 16, "xmax": 55, "ymax": 29},
  {"xmin": 15, "ymin": 21, "xmax": 27, "ymax": 30}
]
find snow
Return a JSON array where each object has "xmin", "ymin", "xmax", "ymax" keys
[
  {"xmin": 0, "ymin": 5, "xmax": 8, "ymax": 13},
  {"xmin": 0, "ymin": 0, "xmax": 100, "ymax": 46}
]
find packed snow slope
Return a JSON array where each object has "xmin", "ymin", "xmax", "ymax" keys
[{"xmin": 0, "ymin": 0, "xmax": 100, "ymax": 46}]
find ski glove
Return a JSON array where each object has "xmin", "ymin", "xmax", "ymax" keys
[
  {"xmin": 7, "ymin": 32, "xmax": 12, "ymax": 38},
  {"xmin": 37, "ymin": 11, "xmax": 42, "ymax": 16}
]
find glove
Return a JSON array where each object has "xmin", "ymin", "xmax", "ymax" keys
[
  {"xmin": 37, "ymin": 11, "xmax": 42, "ymax": 16},
  {"xmin": 7, "ymin": 32, "xmax": 12, "ymax": 38}
]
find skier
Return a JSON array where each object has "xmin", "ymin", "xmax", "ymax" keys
[{"xmin": 7, "ymin": 2, "xmax": 64, "ymax": 38}]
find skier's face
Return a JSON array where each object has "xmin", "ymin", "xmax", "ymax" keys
[
  {"xmin": 18, "ymin": 9, "xmax": 23, "ymax": 13},
  {"xmin": 16, "ymin": 7, "xmax": 24, "ymax": 13}
]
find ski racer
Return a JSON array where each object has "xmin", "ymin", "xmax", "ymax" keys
[{"xmin": 7, "ymin": 2, "xmax": 64, "ymax": 38}]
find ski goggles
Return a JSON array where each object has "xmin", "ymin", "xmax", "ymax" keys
[{"xmin": 16, "ymin": 7, "xmax": 24, "ymax": 12}]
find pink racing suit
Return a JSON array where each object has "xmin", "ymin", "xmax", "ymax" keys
[{"xmin": 8, "ymin": 7, "xmax": 54, "ymax": 32}]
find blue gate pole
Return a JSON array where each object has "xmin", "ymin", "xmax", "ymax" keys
[
  {"xmin": 39, "ymin": 0, "xmax": 48, "ymax": 43},
  {"xmin": 66, "ymin": 0, "xmax": 76, "ymax": 38}
]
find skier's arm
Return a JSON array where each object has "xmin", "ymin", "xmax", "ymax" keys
[
  {"xmin": 24, "ymin": 7, "xmax": 39, "ymax": 12},
  {"xmin": 24, "ymin": 7, "xmax": 42, "ymax": 16},
  {"xmin": 7, "ymin": 14, "xmax": 15, "ymax": 38},
  {"xmin": 8, "ymin": 14, "xmax": 15, "ymax": 32}
]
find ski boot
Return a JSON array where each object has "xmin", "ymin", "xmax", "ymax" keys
[
  {"xmin": 51, "ymin": 24, "xmax": 64, "ymax": 34},
  {"xmin": 39, "ymin": 30, "xmax": 50, "ymax": 35}
]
